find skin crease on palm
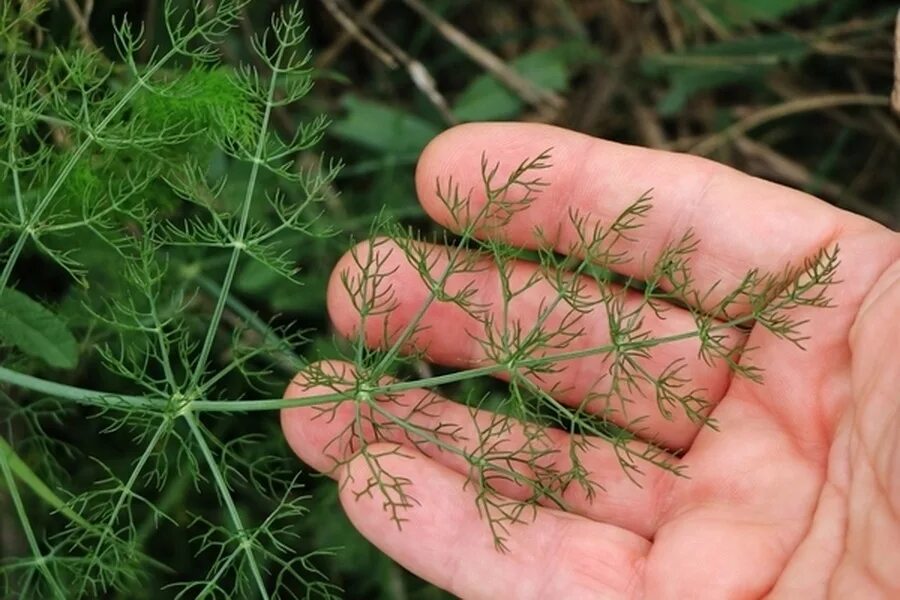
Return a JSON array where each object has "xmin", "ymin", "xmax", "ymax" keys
[{"xmin": 280, "ymin": 123, "xmax": 900, "ymax": 599}]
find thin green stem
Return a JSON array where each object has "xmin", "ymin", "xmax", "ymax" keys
[
  {"xmin": 187, "ymin": 43, "xmax": 283, "ymax": 391},
  {"xmin": 0, "ymin": 313, "xmax": 757, "ymax": 414},
  {"xmin": 0, "ymin": 443, "xmax": 67, "ymax": 599},
  {"xmin": 133, "ymin": 468, "xmax": 192, "ymax": 548},
  {"xmin": 0, "ymin": 367, "xmax": 154, "ymax": 408},
  {"xmin": 194, "ymin": 274, "xmax": 303, "ymax": 374},
  {"xmin": 0, "ymin": 100, "xmax": 75, "ymax": 130},
  {"xmin": 367, "ymin": 401, "xmax": 568, "ymax": 510},
  {"xmin": 0, "ymin": 435, "xmax": 92, "ymax": 529},
  {"xmin": 148, "ymin": 300, "xmax": 179, "ymax": 393},
  {"xmin": 369, "ymin": 194, "xmax": 502, "ymax": 378},
  {"xmin": 184, "ymin": 413, "xmax": 269, "ymax": 599},
  {"xmin": 6, "ymin": 110, "xmax": 26, "ymax": 223},
  {"xmin": 514, "ymin": 374, "xmax": 679, "ymax": 474},
  {"xmin": 79, "ymin": 419, "xmax": 171, "ymax": 597}
]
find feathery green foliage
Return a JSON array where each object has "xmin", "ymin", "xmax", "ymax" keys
[{"xmin": 0, "ymin": 1, "xmax": 840, "ymax": 598}]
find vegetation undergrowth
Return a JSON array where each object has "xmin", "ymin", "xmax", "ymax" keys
[{"xmin": 0, "ymin": 1, "xmax": 840, "ymax": 598}]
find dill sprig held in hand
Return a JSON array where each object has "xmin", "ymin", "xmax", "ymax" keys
[{"xmin": 0, "ymin": 1, "xmax": 839, "ymax": 597}]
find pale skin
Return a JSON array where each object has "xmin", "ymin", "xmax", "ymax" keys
[{"xmin": 281, "ymin": 123, "xmax": 900, "ymax": 599}]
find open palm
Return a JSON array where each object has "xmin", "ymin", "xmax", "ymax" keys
[{"xmin": 282, "ymin": 124, "xmax": 900, "ymax": 599}]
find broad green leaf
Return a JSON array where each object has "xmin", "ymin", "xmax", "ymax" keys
[
  {"xmin": 453, "ymin": 48, "xmax": 570, "ymax": 121},
  {"xmin": 0, "ymin": 289, "xmax": 78, "ymax": 369},
  {"xmin": 641, "ymin": 33, "xmax": 808, "ymax": 114},
  {"xmin": 330, "ymin": 95, "xmax": 441, "ymax": 154},
  {"xmin": 698, "ymin": 0, "xmax": 823, "ymax": 26}
]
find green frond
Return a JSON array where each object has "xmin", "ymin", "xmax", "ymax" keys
[{"xmin": 0, "ymin": 2, "xmax": 844, "ymax": 595}]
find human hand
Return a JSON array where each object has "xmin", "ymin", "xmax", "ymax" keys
[{"xmin": 281, "ymin": 124, "xmax": 900, "ymax": 599}]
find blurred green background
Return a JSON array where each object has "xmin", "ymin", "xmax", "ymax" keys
[{"xmin": 2, "ymin": 0, "xmax": 898, "ymax": 598}]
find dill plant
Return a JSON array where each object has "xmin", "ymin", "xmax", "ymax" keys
[
  {"xmin": 0, "ymin": 2, "xmax": 841, "ymax": 598},
  {"xmin": 1, "ymin": 2, "xmax": 337, "ymax": 597}
]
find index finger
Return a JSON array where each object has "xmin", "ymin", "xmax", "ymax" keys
[{"xmin": 415, "ymin": 123, "xmax": 873, "ymax": 310}]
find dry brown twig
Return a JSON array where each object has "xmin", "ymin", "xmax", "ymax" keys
[
  {"xmin": 319, "ymin": 0, "xmax": 457, "ymax": 124},
  {"xmin": 319, "ymin": 0, "xmax": 397, "ymax": 68},
  {"xmin": 400, "ymin": 0, "xmax": 565, "ymax": 117},
  {"xmin": 734, "ymin": 136, "xmax": 896, "ymax": 227},
  {"xmin": 690, "ymin": 93, "xmax": 890, "ymax": 155},
  {"xmin": 658, "ymin": 0, "xmax": 685, "ymax": 51},
  {"xmin": 892, "ymin": 9, "xmax": 900, "ymax": 114},
  {"xmin": 316, "ymin": 0, "xmax": 386, "ymax": 69},
  {"xmin": 683, "ymin": 0, "xmax": 732, "ymax": 40},
  {"xmin": 61, "ymin": 0, "xmax": 97, "ymax": 51}
]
